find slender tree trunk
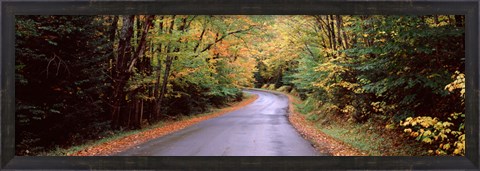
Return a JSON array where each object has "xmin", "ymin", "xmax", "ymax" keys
[
  {"xmin": 335, "ymin": 15, "xmax": 343, "ymax": 50},
  {"xmin": 136, "ymin": 16, "xmax": 142, "ymax": 44},
  {"xmin": 128, "ymin": 15, "xmax": 155, "ymax": 72},
  {"xmin": 193, "ymin": 25, "xmax": 207, "ymax": 53},
  {"xmin": 314, "ymin": 15, "xmax": 333, "ymax": 57},
  {"xmin": 330, "ymin": 15, "xmax": 337, "ymax": 51},
  {"xmin": 156, "ymin": 56, "xmax": 172, "ymax": 119},
  {"xmin": 155, "ymin": 15, "xmax": 176, "ymax": 120},
  {"xmin": 155, "ymin": 15, "xmax": 191, "ymax": 120},
  {"xmin": 131, "ymin": 15, "xmax": 155, "ymax": 128},
  {"xmin": 342, "ymin": 22, "xmax": 349, "ymax": 50},
  {"xmin": 152, "ymin": 16, "xmax": 164, "ymax": 121},
  {"xmin": 111, "ymin": 15, "xmax": 154, "ymax": 128},
  {"xmin": 139, "ymin": 100, "xmax": 144, "ymax": 127},
  {"xmin": 111, "ymin": 15, "xmax": 135, "ymax": 129},
  {"xmin": 324, "ymin": 16, "xmax": 333, "ymax": 51}
]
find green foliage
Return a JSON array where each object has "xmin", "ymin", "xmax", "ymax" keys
[
  {"xmin": 276, "ymin": 85, "xmax": 292, "ymax": 93},
  {"xmin": 15, "ymin": 16, "xmax": 111, "ymax": 155},
  {"xmin": 16, "ymin": 14, "xmax": 465, "ymax": 156},
  {"xmin": 255, "ymin": 15, "xmax": 465, "ymax": 155},
  {"xmin": 16, "ymin": 15, "xmax": 261, "ymax": 155},
  {"xmin": 267, "ymin": 84, "xmax": 276, "ymax": 90},
  {"xmin": 399, "ymin": 71, "xmax": 466, "ymax": 156}
]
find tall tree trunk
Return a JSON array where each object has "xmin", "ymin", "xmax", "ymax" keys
[
  {"xmin": 330, "ymin": 15, "xmax": 337, "ymax": 51},
  {"xmin": 335, "ymin": 15, "xmax": 343, "ymax": 50},
  {"xmin": 153, "ymin": 59, "xmax": 162, "ymax": 119},
  {"xmin": 139, "ymin": 100, "xmax": 144, "ymax": 127},
  {"xmin": 193, "ymin": 23, "xmax": 207, "ymax": 53},
  {"xmin": 128, "ymin": 15, "xmax": 155, "ymax": 72},
  {"xmin": 324, "ymin": 16, "xmax": 333, "ymax": 52},
  {"xmin": 130, "ymin": 15, "xmax": 155, "ymax": 128},
  {"xmin": 152, "ymin": 16, "xmax": 165, "ymax": 120},
  {"xmin": 155, "ymin": 15, "xmax": 176, "ymax": 120},
  {"xmin": 342, "ymin": 24, "xmax": 349, "ymax": 50},
  {"xmin": 314, "ymin": 15, "xmax": 333, "ymax": 57},
  {"xmin": 111, "ymin": 15, "xmax": 154, "ymax": 128},
  {"xmin": 154, "ymin": 15, "xmax": 191, "ymax": 120},
  {"xmin": 156, "ymin": 56, "xmax": 172, "ymax": 119},
  {"xmin": 111, "ymin": 15, "xmax": 135, "ymax": 129}
]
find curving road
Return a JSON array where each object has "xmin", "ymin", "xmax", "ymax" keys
[{"xmin": 116, "ymin": 89, "xmax": 323, "ymax": 156}]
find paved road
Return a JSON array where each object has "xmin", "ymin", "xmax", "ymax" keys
[{"xmin": 116, "ymin": 89, "xmax": 323, "ymax": 156}]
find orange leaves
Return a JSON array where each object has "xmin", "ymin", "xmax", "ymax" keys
[
  {"xmin": 284, "ymin": 92, "xmax": 367, "ymax": 156},
  {"xmin": 175, "ymin": 67, "xmax": 199, "ymax": 78},
  {"xmin": 211, "ymin": 40, "xmax": 232, "ymax": 57}
]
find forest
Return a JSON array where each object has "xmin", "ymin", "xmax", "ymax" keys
[{"xmin": 15, "ymin": 15, "xmax": 465, "ymax": 156}]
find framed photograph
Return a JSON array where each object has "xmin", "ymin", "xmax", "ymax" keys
[{"xmin": 2, "ymin": 0, "xmax": 479, "ymax": 170}]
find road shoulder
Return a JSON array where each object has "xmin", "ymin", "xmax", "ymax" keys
[
  {"xmin": 253, "ymin": 88, "xmax": 367, "ymax": 156},
  {"xmin": 69, "ymin": 93, "xmax": 259, "ymax": 156}
]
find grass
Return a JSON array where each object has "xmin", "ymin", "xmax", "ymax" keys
[
  {"xmin": 298, "ymin": 106, "xmax": 427, "ymax": 156},
  {"xmin": 42, "ymin": 121, "xmax": 167, "ymax": 156},
  {"xmin": 320, "ymin": 120, "xmax": 428, "ymax": 156},
  {"xmin": 318, "ymin": 122, "xmax": 385, "ymax": 156}
]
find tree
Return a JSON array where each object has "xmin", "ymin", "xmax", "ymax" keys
[{"xmin": 15, "ymin": 16, "xmax": 111, "ymax": 155}]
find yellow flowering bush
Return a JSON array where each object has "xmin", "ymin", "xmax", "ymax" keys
[{"xmin": 401, "ymin": 113, "xmax": 464, "ymax": 155}]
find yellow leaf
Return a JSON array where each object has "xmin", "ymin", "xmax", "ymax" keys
[
  {"xmin": 453, "ymin": 149, "xmax": 461, "ymax": 154},
  {"xmin": 424, "ymin": 130, "xmax": 432, "ymax": 136},
  {"xmin": 443, "ymin": 143, "xmax": 451, "ymax": 150},
  {"xmin": 422, "ymin": 137, "xmax": 432, "ymax": 144}
]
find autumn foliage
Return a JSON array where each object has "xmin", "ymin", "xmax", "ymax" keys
[
  {"xmin": 15, "ymin": 15, "xmax": 260, "ymax": 155},
  {"xmin": 254, "ymin": 15, "xmax": 465, "ymax": 156},
  {"xmin": 15, "ymin": 15, "xmax": 465, "ymax": 156}
]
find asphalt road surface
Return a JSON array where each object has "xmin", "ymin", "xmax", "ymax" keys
[{"xmin": 116, "ymin": 89, "xmax": 323, "ymax": 156}]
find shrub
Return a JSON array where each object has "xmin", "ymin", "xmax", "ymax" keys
[
  {"xmin": 277, "ymin": 85, "xmax": 292, "ymax": 93},
  {"xmin": 267, "ymin": 84, "xmax": 276, "ymax": 90},
  {"xmin": 400, "ymin": 113, "xmax": 465, "ymax": 155},
  {"xmin": 400, "ymin": 72, "xmax": 465, "ymax": 156}
]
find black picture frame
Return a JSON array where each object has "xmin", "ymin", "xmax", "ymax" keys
[{"xmin": 2, "ymin": 0, "xmax": 479, "ymax": 170}]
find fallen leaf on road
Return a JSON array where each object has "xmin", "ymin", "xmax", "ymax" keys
[{"xmin": 70, "ymin": 94, "xmax": 259, "ymax": 156}]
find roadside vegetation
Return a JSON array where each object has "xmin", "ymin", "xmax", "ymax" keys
[
  {"xmin": 16, "ymin": 15, "xmax": 464, "ymax": 156},
  {"xmin": 16, "ymin": 15, "xmax": 263, "ymax": 155},
  {"xmin": 257, "ymin": 15, "xmax": 465, "ymax": 156},
  {"xmin": 44, "ymin": 93, "xmax": 257, "ymax": 156}
]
